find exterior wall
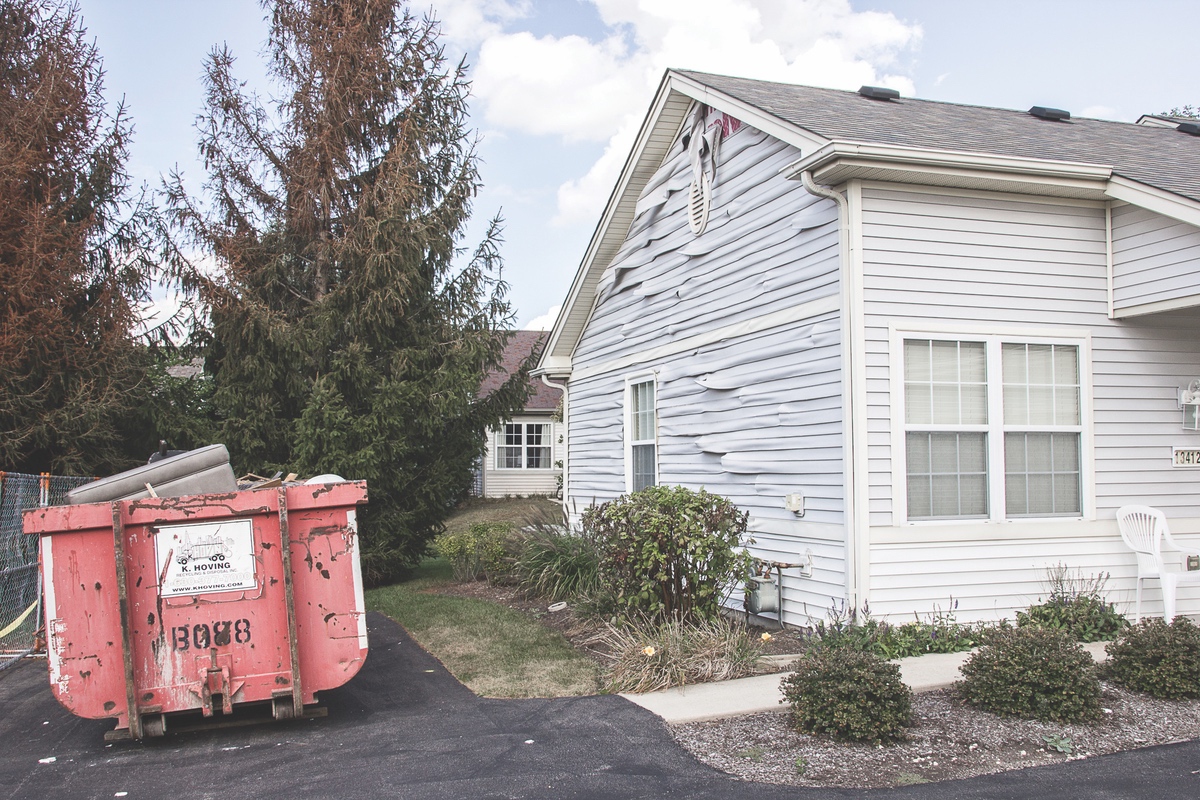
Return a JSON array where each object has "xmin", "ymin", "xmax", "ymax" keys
[
  {"xmin": 481, "ymin": 415, "xmax": 562, "ymax": 498},
  {"xmin": 566, "ymin": 121, "xmax": 848, "ymax": 624},
  {"xmin": 1111, "ymin": 203, "xmax": 1200, "ymax": 315},
  {"xmin": 858, "ymin": 183, "xmax": 1200, "ymax": 621}
]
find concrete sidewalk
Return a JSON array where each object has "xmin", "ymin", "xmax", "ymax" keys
[{"xmin": 622, "ymin": 641, "xmax": 1110, "ymax": 723}]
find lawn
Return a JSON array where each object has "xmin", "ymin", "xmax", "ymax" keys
[{"xmin": 365, "ymin": 497, "xmax": 599, "ymax": 698}]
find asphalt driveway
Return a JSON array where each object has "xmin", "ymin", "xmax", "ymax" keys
[{"xmin": 2, "ymin": 612, "xmax": 1198, "ymax": 799}]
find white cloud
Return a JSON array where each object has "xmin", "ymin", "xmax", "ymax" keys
[
  {"xmin": 525, "ymin": 303, "xmax": 562, "ymax": 331},
  {"xmin": 466, "ymin": 0, "xmax": 922, "ymax": 224},
  {"xmin": 431, "ymin": 0, "xmax": 531, "ymax": 48}
]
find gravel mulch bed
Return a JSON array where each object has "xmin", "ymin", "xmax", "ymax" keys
[{"xmin": 673, "ymin": 682, "xmax": 1200, "ymax": 789}]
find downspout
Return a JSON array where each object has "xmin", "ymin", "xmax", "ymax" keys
[
  {"xmin": 540, "ymin": 374, "xmax": 569, "ymax": 515},
  {"xmin": 799, "ymin": 170, "xmax": 862, "ymax": 611}
]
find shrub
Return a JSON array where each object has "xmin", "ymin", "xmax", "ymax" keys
[
  {"xmin": 583, "ymin": 486, "xmax": 753, "ymax": 623},
  {"xmin": 958, "ymin": 625, "xmax": 1101, "ymax": 723},
  {"xmin": 1105, "ymin": 617, "xmax": 1200, "ymax": 699},
  {"xmin": 511, "ymin": 525, "xmax": 600, "ymax": 603},
  {"xmin": 781, "ymin": 648, "xmax": 912, "ymax": 745},
  {"xmin": 1016, "ymin": 564, "xmax": 1127, "ymax": 642},
  {"xmin": 433, "ymin": 522, "xmax": 512, "ymax": 582},
  {"xmin": 594, "ymin": 615, "xmax": 764, "ymax": 693},
  {"xmin": 810, "ymin": 601, "xmax": 986, "ymax": 659}
]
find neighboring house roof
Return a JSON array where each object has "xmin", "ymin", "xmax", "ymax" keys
[
  {"xmin": 479, "ymin": 330, "xmax": 561, "ymax": 411},
  {"xmin": 537, "ymin": 69, "xmax": 1200, "ymax": 375}
]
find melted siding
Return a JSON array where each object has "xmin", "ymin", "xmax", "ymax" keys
[{"xmin": 567, "ymin": 122, "xmax": 848, "ymax": 621}]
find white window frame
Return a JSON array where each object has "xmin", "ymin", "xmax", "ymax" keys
[
  {"xmin": 890, "ymin": 325, "xmax": 1095, "ymax": 525},
  {"xmin": 495, "ymin": 422, "xmax": 554, "ymax": 470},
  {"xmin": 624, "ymin": 374, "xmax": 658, "ymax": 493}
]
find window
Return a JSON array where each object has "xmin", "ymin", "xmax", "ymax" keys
[
  {"xmin": 496, "ymin": 423, "xmax": 552, "ymax": 470},
  {"xmin": 903, "ymin": 337, "xmax": 1083, "ymax": 521},
  {"xmin": 627, "ymin": 378, "xmax": 657, "ymax": 492}
]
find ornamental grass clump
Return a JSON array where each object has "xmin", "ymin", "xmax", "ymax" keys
[
  {"xmin": 583, "ymin": 486, "xmax": 753, "ymax": 623},
  {"xmin": 1105, "ymin": 617, "xmax": 1200, "ymax": 699},
  {"xmin": 594, "ymin": 615, "xmax": 764, "ymax": 693},
  {"xmin": 781, "ymin": 648, "xmax": 912, "ymax": 745},
  {"xmin": 958, "ymin": 625, "xmax": 1102, "ymax": 723},
  {"xmin": 1016, "ymin": 563, "xmax": 1127, "ymax": 642}
]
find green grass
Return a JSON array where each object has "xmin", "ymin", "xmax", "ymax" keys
[
  {"xmin": 440, "ymin": 496, "xmax": 562, "ymax": 537},
  {"xmin": 366, "ymin": 557, "xmax": 599, "ymax": 698}
]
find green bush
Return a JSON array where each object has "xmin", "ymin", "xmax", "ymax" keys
[
  {"xmin": 781, "ymin": 648, "xmax": 912, "ymax": 745},
  {"xmin": 511, "ymin": 525, "xmax": 600, "ymax": 603},
  {"xmin": 582, "ymin": 486, "xmax": 753, "ymax": 623},
  {"xmin": 1105, "ymin": 617, "xmax": 1200, "ymax": 699},
  {"xmin": 594, "ymin": 615, "xmax": 764, "ymax": 693},
  {"xmin": 1016, "ymin": 564, "xmax": 1127, "ymax": 642},
  {"xmin": 958, "ymin": 625, "xmax": 1101, "ymax": 723},
  {"xmin": 811, "ymin": 602, "xmax": 986, "ymax": 659},
  {"xmin": 433, "ymin": 522, "xmax": 512, "ymax": 582}
]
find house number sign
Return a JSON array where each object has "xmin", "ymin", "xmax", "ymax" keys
[{"xmin": 1172, "ymin": 447, "xmax": 1200, "ymax": 468}]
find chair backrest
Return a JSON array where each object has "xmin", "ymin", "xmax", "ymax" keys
[{"xmin": 1116, "ymin": 505, "xmax": 1166, "ymax": 574}]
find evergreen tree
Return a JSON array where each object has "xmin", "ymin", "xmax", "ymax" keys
[
  {"xmin": 0, "ymin": 0, "xmax": 163, "ymax": 474},
  {"xmin": 167, "ymin": 0, "xmax": 529, "ymax": 582}
]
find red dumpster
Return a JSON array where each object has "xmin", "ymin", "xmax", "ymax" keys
[{"xmin": 22, "ymin": 481, "xmax": 369, "ymax": 739}]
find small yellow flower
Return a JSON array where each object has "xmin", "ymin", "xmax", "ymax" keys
[
  {"xmin": 642, "ymin": 646, "xmax": 656, "ymax": 657},
  {"xmin": 761, "ymin": 632, "xmax": 773, "ymax": 642}
]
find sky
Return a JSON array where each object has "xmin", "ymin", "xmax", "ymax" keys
[{"xmin": 76, "ymin": 0, "xmax": 1200, "ymax": 331}]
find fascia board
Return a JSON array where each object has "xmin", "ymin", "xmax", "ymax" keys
[
  {"xmin": 539, "ymin": 72, "xmax": 685, "ymax": 371},
  {"xmin": 538, "ymin": 70, "xmax": 833, "ymax": 373},
  {"xmin": 1106, "ymin": 176, "xmax": 1200, "ymax": 229},
  {"xmin": 781, "ymin": 141, "xmax": 1113, "ymax": 184}
]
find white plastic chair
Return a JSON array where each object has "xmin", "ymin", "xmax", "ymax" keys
[{"xmin": 1115, "ymin": 505, "xmax": 1200, "ymax": 621}]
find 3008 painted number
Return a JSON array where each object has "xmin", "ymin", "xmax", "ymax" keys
[{"xmin": 171, "ymin": 619, "xmax": 252, "ymax": 651}]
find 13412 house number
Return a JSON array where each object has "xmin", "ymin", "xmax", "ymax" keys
[{"xmin": 1173, "ymin": 448, "xmax": 1200, "ymax": 467}]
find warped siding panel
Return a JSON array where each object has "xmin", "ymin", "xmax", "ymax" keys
[
  {"xmin": 567, "ymin": 122, "xmax": 848, "ymax": 622},
  {"xmin": 1112, "ymin": 204, "xmax": 1200, "ymax": 311},
  {"xmin": 860, "ymin": 184, "xmax": 1200, "ymax": 619}
]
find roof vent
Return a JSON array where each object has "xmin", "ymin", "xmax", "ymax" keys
[
  {"xmin": 1177, "ymin": 122, "xmax": 1200, "ymax": 136},
  {"xmin": 859, "ymin": 85, "xmax": 900, "ymax": 101},
  {"xmin": 1029, "ymin": 106, "xmax": 1071, "ymax": 121}
]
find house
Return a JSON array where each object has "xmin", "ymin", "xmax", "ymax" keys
[
  {"xmin": 476, "ymin": 330, "xmax": 563, "ymax": 498},
  {"xmin": 535, "ymin": 69, "xmax": 1200, "ymax": 625}
]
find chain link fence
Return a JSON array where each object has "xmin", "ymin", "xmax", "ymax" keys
[{"xmin": 1, "ymin": 471, "xmax": 94, "ymax": 671}]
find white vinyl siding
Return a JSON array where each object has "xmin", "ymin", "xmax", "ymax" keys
[
  {"xmin": 861, "ymin": 183, "xmax": 1200, "ymax": 622},
  {"xmin": 567, "ymin": 120, "xmax": 848, "ymax": 622},
  {"xmin": 481, "ymin": 416, "xmax": 562, "ymax": 497},
  {"xmin": 1111, "ymin": 203, "xmax": 1200, "ymax": 315}
]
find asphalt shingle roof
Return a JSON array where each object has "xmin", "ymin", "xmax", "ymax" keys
[
  {"xmin": 478, "ymin": 330, "xmax": 561, "ymax": 410},
  {"xmin": 680, "ymin": 70, "xmax": 1200, "ymax": 204}
]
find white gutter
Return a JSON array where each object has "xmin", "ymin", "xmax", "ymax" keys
[
  {"xmin": 539, "ymin": 374, "xmax": 569, "ymax": 514},
  {"xmin": 799, "ymin": 169, "xmax": 864, "ymax": 611},
  {"xmin": 783, "ymin": 141, "xmax": 1113, "ymax": 184}
]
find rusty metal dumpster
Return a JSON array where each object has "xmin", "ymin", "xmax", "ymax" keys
[{"xmin": 22, "ymin": 480, "xmax": 368, "ymax": 739}]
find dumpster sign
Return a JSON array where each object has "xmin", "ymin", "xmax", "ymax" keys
[{"xmin": 153, "ymin": 519, "xmax": 257, "ymax": 597}]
